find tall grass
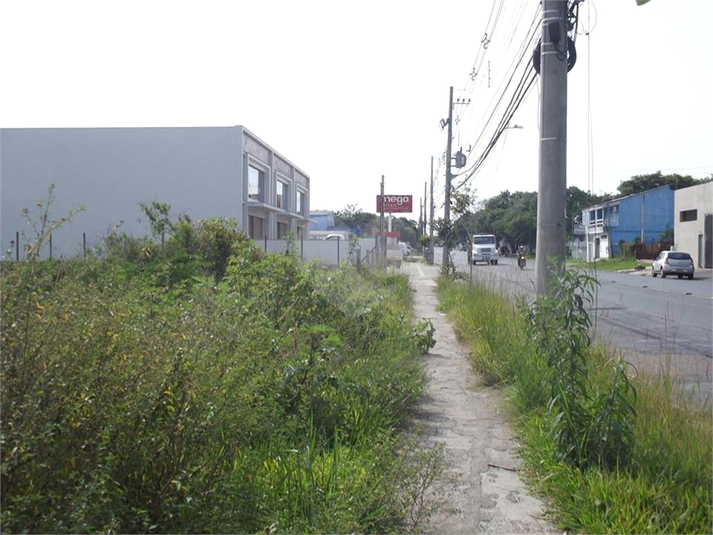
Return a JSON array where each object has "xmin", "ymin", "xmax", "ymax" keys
[
  {"xmin": 435, "ymin": 277, "xmax": 548, "ymax": 410},
  {"xmin": 436, "ymin": 276, "xmax": 712, "ymax": 534}
]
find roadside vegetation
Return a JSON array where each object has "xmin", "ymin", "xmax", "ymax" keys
[
  {"xmin": 436, "ymin": 272, "xmax": 712, "ymax": 534},
  {"xmin": 0, "ymin": 195, "xmax": 440, "ymax": 534},
  {"xmin": 567, "ymin": 256, "xmax": 644, "ymax": 272}
]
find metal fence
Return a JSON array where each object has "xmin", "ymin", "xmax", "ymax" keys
[{"xmin": 4, "ymin": 231, "xmax": 381, "ymax": 268}]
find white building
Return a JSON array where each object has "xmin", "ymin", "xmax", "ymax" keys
[
  {"xmin": 674, "ymin": 181, "xmax": 713, "ymax": 268},
  {"xmin": 1, "ymin": 127, "xmax": 311, "ymax": 258}
]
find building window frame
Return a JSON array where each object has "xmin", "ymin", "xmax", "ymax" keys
[
  {"xmin": 277, "ymin": 180, "xmax": 289, "ymax": 210},
  {"xmin": 277, "ymin": 221, "xmax": 288, "ymax": 239},
  {"xmin": 248, "ymin": 162, "xmax": 267, "ymax": 202},
  {"xmin": 296, "ymin": 189, "xmax": 306, "ymax": 215},
  {"xmin": 680, "ymin": 209, "xmax": 698, "ymax": 222},
  {"xmin": 248, "ymin": 215, "xmax": 264, "ymax": 239}
]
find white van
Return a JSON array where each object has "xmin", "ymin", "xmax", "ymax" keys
[{"xmin": 471, "ymin": 234, "xmax": 499, "ymax": 265}]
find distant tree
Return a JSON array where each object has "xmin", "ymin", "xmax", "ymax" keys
[
  {"xmin": 451, "ymin": 185, "xmax": 479, "ymax": 244},
  {"xmin": 471, "ymin": 190, "xmax": 537, "ymax": 249},
  {"xmin": 334, "ymin": 204, "xmax": 377, "ymax": 236},
  {"xmin": 433, "ymin": 185, "xmax": 478, "ymax": 251},
  {"xmin": 502, "ymin": 191, "xmax": 538, "ymax": 248},
  {"xmin": 391, "ymin": 217, "xmax": 419, "ymax": 245},
  {"xmin": 617, "ymin": 171, "xmax": 711, "ymax": 196}
]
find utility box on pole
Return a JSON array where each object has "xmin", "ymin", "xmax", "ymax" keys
[{"xmin": 535, "ymin": 0, "xmax": 569, "ymax": 296}]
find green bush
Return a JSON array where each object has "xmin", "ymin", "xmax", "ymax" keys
[{"xmin": 1, "ymin": 243, "xmax": 438, "ymax": 533}]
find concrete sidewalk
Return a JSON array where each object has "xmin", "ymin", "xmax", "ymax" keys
[{"xmin": 401, "ymin": 261, "xmax": 556, "ymax": 534}]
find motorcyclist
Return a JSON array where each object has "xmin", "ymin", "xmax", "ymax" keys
[{"xmin": 517, "ymin": 245, "xmax": 526, "ymax": 268}]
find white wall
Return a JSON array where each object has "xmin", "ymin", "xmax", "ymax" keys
[
  {"xmin": 674, "ymin": 182, "xmax": 713, "ymax": 266},
  {"xmin": 1, "ymin": 127, "xmax": 244, "ymax": 258},
  {"xmin": 254, "ymin": 238, "xmax": 379, "ymax": 267}
]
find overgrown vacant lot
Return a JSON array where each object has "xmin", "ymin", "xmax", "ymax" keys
[{"xmin": 1, "ymin": 227, "xmax": 438, "ymax": 534}]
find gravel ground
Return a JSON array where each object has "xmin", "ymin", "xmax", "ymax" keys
[{"xmin": 401, "ymin": 261, "xmax": 559, "ymax": 535}]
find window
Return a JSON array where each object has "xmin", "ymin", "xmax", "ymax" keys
[
  {"xmin": 248, "ymin": 215, "xmax": 263, "ymax": 239},
  {"xmin": 680, "ymin": 209, "xmax": 697, "ymax": 222},
  {"xmin": 248, "ymin": 165, "xmax": 265, "ymax": 202},
  {"xmin": 277, "ymin": 222, "xmax": 288, "ymax": 239},
  {"xmin": 296, "ymin": 190, "xmax": 305, "ymax": 215},
  {"xmin": 472, "ymin": 235, "xmax": 496, "ymax": 245},
  {"xmin": 277, "ymin": 181, "xmax": 289, "ymax": 209}
]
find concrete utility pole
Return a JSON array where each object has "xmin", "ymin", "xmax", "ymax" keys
[
  {"xmin": 423, "ymin": 181, "xmax": 427, "ymax": 236},
  {"xmin": 380, "ymin": 174, "xmax": 386, "ymax": 268},
  {"xmin": 442, "ymin": 86, "xmax": 454, "ymax": 270},
  {"xmin": 535, "ymin": 0, "xmax": 568, "ymax": 296},
  {"xmin": 429, "ymin": 156, "xmax": 435, "ymax": 264}
]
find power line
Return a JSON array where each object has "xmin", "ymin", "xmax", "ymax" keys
[{"xmin": 458, "ymin": 3, "xmax": 541, "ymax": 139}]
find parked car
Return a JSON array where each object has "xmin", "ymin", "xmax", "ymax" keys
[
  {"xmin": 325, "ymin": 233, "xmax": 348, "ymax": 241},
  {"xmin": 652, "ymin": 251, "xmax": 694, "ymax": 279}
]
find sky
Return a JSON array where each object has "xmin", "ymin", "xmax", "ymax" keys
[{"xmin": 1, "ymin": 0, "xmax": 711, "ymax": 222}]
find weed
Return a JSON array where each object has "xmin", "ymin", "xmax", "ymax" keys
[
  {"xmin": 435, "ymin": 266, "xmax": 711, "ymax": 534},
  {"xmin": 1, "ymin": 197, "xmax": 437, "ymax": 533}
]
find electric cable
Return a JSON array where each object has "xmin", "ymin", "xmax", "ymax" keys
[
  {"xmin": 458, "ymin": 7, "xmax": 541, "ymax": 163},
  {"xmin": 462, "ymin": 5, "xmax": 541, "ymax": 146},
  {"xmin": 455, "ymin": 32, "xmax": 540, "ymax": 181}
]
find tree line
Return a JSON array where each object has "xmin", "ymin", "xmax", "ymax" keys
[{"xmin": 333, "ymin": 172, "xmax": 712, "ymax": 252}]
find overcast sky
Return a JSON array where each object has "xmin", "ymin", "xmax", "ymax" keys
[{"xmin": 1, "ymin": 0, "xmax": 711, "ymax": 220}]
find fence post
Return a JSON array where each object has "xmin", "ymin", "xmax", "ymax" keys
[
  {"xmin": 83, "ymin": 233, "xmax": 87, "ymax": 260},
  {"xmin": 16, "ymin": 231, "xmax": 19, "ymax": 261},
  {"xmin": 264, "ymin": 235, "xmax": 267, "ymax": 252},
  {"xmin": 49, "ymin": 233, "xmax": 53, "ymax": 260}
]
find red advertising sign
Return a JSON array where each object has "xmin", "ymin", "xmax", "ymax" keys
[{"xmin": 376, "ymin": 195, "xmax": 413, "ymax": 213}]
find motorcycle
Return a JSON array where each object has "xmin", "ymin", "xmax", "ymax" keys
[{"xmin": 517, "ymin": 252, "xmax": 526, "ymax": 269}]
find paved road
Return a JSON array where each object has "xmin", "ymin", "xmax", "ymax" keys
[{"xmin": 432, "ymin": 248, "xmax": 713, "ymax": 402}]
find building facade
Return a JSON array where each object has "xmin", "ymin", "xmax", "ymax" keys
[
  {"xmin": 583, "ymin": 185, "xmax": 674, "ymax": 261},
  {"xmin": 1, "ymin": 127, "xmax": 311, "ymax": 258},
  {"xmin": 674, "ymin": 181, "xmax": 713, "ymax": 268}
]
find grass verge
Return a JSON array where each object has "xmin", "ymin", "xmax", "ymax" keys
[
  {"xmin": 567, "ymin": 256, "xmax": 644, "ymax": 272},
  {"xmin": 436, "ymin": 276, "xmax": 712, "ymax": 534}
]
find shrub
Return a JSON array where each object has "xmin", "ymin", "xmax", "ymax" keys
[
  {"xmin": 524, "ymin": 267, "xmax": 636, "ymax": 470},
  {"xmin": 1, "ymin": 251, "xmax": 437, "ymax": 533}
]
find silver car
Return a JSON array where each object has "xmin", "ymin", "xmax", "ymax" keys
[{"xmin": 652, "ymin": 251, "xmax": 695, "ymax": 279}]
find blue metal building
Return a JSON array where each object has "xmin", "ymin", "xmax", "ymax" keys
[
  {"xmin": 309, "ymin": 210, "xmax": 335, "ymax": 231},
  {"xmin": 583, "ymin": 185, "xmax": 674, "ymax": 261}
]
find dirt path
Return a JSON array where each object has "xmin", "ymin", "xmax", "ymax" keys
[{"xmin": 402, "ymin": 262, "xmax": 558, "ymax": 534}]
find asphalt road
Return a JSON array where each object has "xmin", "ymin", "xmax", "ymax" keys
[{"xmin": 432, "ymin": 247, "xmax": 713, "ymax": 402}]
